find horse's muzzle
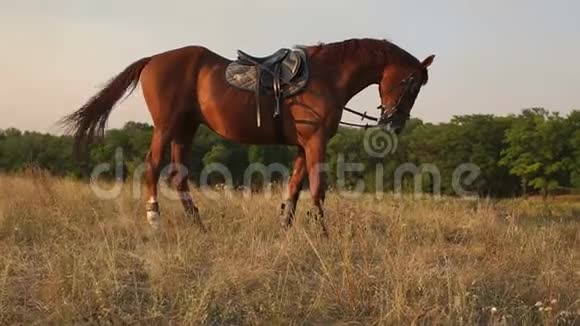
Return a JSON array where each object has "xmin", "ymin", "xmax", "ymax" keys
[{"xmin": 378, "ymin": 105, "xmax": 407, "ymax": 134}]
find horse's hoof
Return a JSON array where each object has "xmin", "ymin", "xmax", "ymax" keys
[
  {"xmin": 279, "ymin": 201, "xmax": 295, "ymax": 229},
  {"xmin": 191, "ymin": 208, "xmax": 207, "ymax": 233},
  {"xmin": 306, "ymin": 209, "xmax": 319, "ymax": 221},
  {"xmin": 146, "ymin": 210, "xmax": 161, "ymax": 229},
  {"xmin": 306, "ymin": 209, "xmax": 328, "ymax": 236}
]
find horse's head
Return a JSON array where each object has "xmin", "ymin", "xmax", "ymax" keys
[{"xmin": 378, "ymin": 55, "xmax": 435, "ymax": 133}]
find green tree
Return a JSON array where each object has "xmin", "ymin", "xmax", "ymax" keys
[
  {"xmin": 565, "ymin": 110, "xmax": 580, "ymax": 190},
  {"xmin": 500, "ymin": 108, "xmax": 570, "ymax": 198},
  {"xmin": 449, "ymin": 115, "xmax": 518, "ymax": 196}
]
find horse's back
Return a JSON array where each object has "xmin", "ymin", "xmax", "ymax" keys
[
  {"xmin": 139, "ymin": 45, "xmax": 227, "ymax": 103},
  {"xmin": 142, "ymin": 46, "xmax": 209, "ymax": 81}
]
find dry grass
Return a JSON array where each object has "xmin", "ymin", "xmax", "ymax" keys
[{"xmin": 0, "ymin": 172, "xmax": 579, "ymax": 325}]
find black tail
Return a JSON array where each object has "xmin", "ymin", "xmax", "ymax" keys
[{"xmin": 60, "ymin": 57, "xmax": 151, "ymax": 159}]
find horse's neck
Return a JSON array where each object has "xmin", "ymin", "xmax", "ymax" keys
[{"xmin": 338, "ymin": 57, "xmax": 385, "ymax": 104}]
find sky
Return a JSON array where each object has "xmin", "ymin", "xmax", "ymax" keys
[{"xmin": 0, "ymin": 0, "xmax": 579, "ymax": 133}]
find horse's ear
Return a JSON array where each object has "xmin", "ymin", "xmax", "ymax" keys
[{"xmin": 422, "ymin": 55, "xmax": 435, "ymax": 68}]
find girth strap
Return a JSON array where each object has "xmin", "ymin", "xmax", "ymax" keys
[
  {"xmin": 273, "ymin": 64, "xmax": 282, "ymax": 118},
  {"xmin": 256, "ymin": 66, "xmax": 261, "ymax": 127}
]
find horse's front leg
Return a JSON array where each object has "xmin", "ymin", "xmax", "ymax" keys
[
  {"xmin": 280, "ymin": 148, "xmax": 306, "ymax": 228},
  {"xmin": 304, "ymin": 131, "xmax": 328, "ymax": 236}
]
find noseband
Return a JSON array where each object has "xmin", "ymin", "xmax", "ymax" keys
[
  {"xmin": 377, "ymin": 72, "xmax": 419, "ymax": 124},
  {"xmin": 341, "ymin": 71, "xmax": 420, "ymax": 129}
]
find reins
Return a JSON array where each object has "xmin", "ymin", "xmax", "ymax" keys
[
  {"xmin": 340, "ymin": 70, "xmax": 420, "ymax": 129},
  {"xmin": 340, "ymin": 106, "xmax": 379, "ymax": 128}
]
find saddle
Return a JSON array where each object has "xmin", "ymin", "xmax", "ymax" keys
[{"xmin": 226, "ymin": 48, "xmax": 309, "ymax": 127}]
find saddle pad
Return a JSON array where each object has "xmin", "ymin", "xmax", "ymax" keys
[{"xmin": 225, "ymin": 49, "xmax": 309, "ymax": 97}]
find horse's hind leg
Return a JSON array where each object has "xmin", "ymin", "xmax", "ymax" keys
[
  {"xmin": 145, "ymin": 128, "xmax": 171, "ymax": 228},
  {"xmin": 165, "ymin": 151, "xmax": 179, "ymax": 188},
  {"xmin": 170, "ymin": 125, "xmax": 206, "ymax": 231}
]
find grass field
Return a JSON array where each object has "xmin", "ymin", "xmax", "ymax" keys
[{"xmin": 0, "ymin": 172, "xmax": 579, "ymax": 325}]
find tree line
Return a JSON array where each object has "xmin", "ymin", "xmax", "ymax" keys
[{"xmin": 0, "ymin": 108, "xmax": 578, "ymax": 198}]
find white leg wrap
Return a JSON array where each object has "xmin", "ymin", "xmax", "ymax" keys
[
  {"xmin": 146, "ymin": 197, "xmax": 160, "ymax": 229},
  {"xmin": 147, "ymin": 210, "xmax": 160, "ymax": 229},
  {"xmin": 178, "ymin": 192, "xmax": 193, "ymax": 202}
]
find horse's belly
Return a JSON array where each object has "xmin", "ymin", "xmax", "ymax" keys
[{"xmin": 201, "ymin": 105, "xmax": 286, "ymax": 145}]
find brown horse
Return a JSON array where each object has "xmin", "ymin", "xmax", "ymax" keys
[{"xmin": 62, "ymin": 38, "xmax": 434, "ymax": 232}]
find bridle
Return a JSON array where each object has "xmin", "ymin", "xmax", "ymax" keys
[{"xmin": 340, "ymin": 70, "xmax": 422, "ymax": 129}]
